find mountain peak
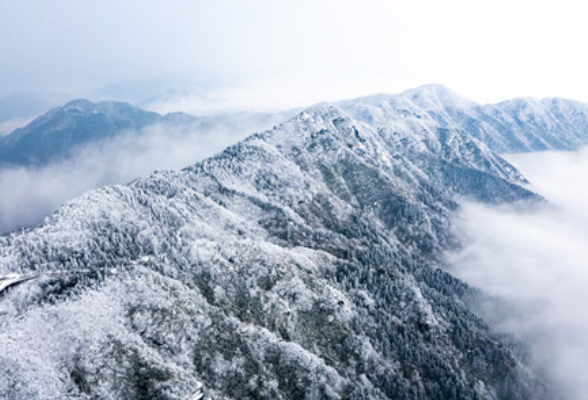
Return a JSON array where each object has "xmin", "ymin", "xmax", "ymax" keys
[
  {"xmin": 62, "ymin": 98, "xmax": 96, "ymax": 112},
  {"xmin": 399, "ymin": 83, "xmax": 477, "ymax": 110},
  {"xmin": 0, "ymin": 99, "xmax": 163, "ymax": 167},
  {"xmin": 0, "ymin": 84, "xmax": 559, "ymax": 399},
  {"xmin": 61, "ymin": 99, "xmax": 150, "ymax": 115}
]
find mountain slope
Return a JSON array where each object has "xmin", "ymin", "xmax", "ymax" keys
[
  {"xmin": 341, "ymin": 84, "xmax": 588, "ymax": 154},
  {"xmin": 0, "ymin": 98, "xmax": 296, "ymax": 170},
  {"xmin": 0, "ymin": 99, "xmax": 197, "ymax": 167},
  {"xmin": 4, "ymin": 85, "xmax": 587, "ymax": 170},
  {"xmin": 0, "ymin": 98, "xmax": 300, "ymax": 235},
  {"xmin": 0, "ymin": 102, "xmax": 547, "ymax": 399}
]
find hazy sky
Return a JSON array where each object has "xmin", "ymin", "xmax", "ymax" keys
[{"xmin": 1, "ymin": 0, "xmax": 588, "ymax": 111}]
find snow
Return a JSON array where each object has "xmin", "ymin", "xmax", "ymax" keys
[{"xmin": 0, "ymin": 85, "xmax": 575, "ymax": 399}]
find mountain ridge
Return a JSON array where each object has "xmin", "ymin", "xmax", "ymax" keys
[
  {"xmin": 3, "ymin": 84, "xmax": 588, "ymax": 170},
  {"xmin": 0, "ymin": 99, "xmax": 177, "ymax": 167},
  {"xmin": 337, "ymin": 84, "xmax": 588, "ymax": 153},
  {"xmin": 0, "ymin": 92, "xmax": 550, "ymax": 399}
]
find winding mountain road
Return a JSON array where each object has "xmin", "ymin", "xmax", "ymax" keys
[{"xmin": 0, "ymin": 273, "xmax": 38, "ymax": 294}]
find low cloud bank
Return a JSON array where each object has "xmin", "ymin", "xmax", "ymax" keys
[
  {"xmin": 447, "ymin": 148, "xmax": 588, "ymax": 400},
  {"xmin": 0, "ymin": 114, "xmax": 283, "ymax": 233}
]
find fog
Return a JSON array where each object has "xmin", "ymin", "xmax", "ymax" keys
[
  {"xmin": 0, "ymin": 114, "xmax": 284, "ymax": 233},
  {"xmin": 2, "ymin": 1, "xmax": 588, "ymax": 108},
  {"xmin": 447, "ymin": 147, "xmax": 588, "ymax": 400}
]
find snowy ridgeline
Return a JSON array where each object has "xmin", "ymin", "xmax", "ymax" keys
[
  {"xmin": 3, "ymin": 83, "xmax": 588, "ymax": 169},
  {"xmin": 0, "ymin": 85, "xmax": 582, "ymax": 399},
  {"xmin": 336, "ymin": 83, "xmax": 588, "ymax": 155}
]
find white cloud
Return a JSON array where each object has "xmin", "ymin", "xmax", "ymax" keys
[
  {"xmin": 0, "ymin": 114, "xmax": 282, "ymax": 233},
  {"xmin": 447, "ymin": 148, "xmax": 588, "ymax": 400}
]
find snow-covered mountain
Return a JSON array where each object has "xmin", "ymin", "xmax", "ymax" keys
[
  {"xmin": 0, "ymin": 98, "xmax": 296, "ymax": 170},
  {"xmin": 0, "ymin": 99, "xmax": 196, "ymax": 167},
  {"xmin": 0, "ymin": 99, "xmax": 301, "ymax": 235},
  {"xmin": 336, "ymin": 84, "xmax": 588, "ymax": 155},
  {"xmin": 4, "ymin": 84, "xmax": 588, "ymax": 170},
  {"xmin": 0, "ymin": 86, "xmax": 557, "ymax": 400},
  {"xmin": 343, "ymin": 84, "xmax": 588, "ymax": 153}
]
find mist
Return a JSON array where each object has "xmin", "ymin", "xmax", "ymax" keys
[
  {"xmin": 447, "ymin": 147, "xmax": 588, "ymax": 400},
  {"xmin": 3, "ymin": 1, "xmax": 588, "ymax": 107},
  {"xmin": 0, "ymin": 113, "xmax": 284, "ymax": 233}
]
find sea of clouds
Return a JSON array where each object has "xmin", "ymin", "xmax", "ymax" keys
[
  {"xmin": 0, "ymin": 112, "xmax": 287, "ymax": 233},
  {"xmin": 448, "ymin": 147, "xmax": 588, "ymax": 400}
]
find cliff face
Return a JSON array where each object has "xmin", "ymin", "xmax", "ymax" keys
[{"xmin": 0, "ymin": 89, "xmax": 559, "ymax": 399}]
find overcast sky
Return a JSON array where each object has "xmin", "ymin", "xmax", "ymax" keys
[{"xmin": 1, "ymin": 0, "xmax": 588, "ymax": 111}]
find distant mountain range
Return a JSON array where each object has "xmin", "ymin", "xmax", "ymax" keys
[
  {"xmin": 0, "ymin": 99, "xmax": 197, "ymax": 167},
  {"xmin": 3, "ymin": 84, "xmax": 588, "ymax": 170},
  {"xmin": 0, "ymin": 98, "xmax": 297, "ymax": 234},
  {"xmin": 1, "ymin": 84, "xmax": 586, "ymax": 399},
  {"xmin": 0, "ymin": 98, "xmax": 298, "ymax": 170},
  {"xmin": 339, "ymin": 83, "xmax": 588, "ymax": 153}
]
